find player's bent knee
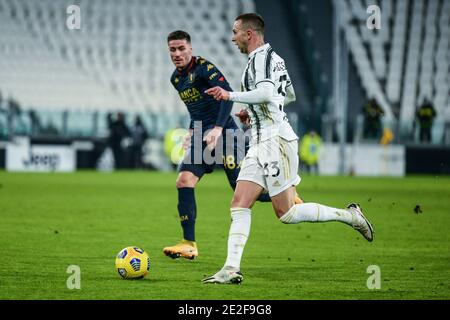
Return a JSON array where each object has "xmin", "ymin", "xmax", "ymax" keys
[
  {"xmin": 272, "ymin": 201, "xmax": 295, "ymax": 219},
  {"xmin": 274, "ymin": 206, "xmax": 289, "ymax": 219},
  {"xmin": 231, "ymin": 193, "xmax": 252, "ymax": 209},
  {"xmin": 271, "ymin": 187, "xmax": 297, "ymax": 219},
  {"xmin": 176, "ymin": 179, "xmax": 196, "ymax": 188},
  {"xmin": 176, "ymin": 172, "xmax": 198, "ymax": 188}
]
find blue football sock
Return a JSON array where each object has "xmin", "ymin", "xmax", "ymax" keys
[{"xmin": 177, "ymin": 187, "xmax": 197, "ymax": 242}]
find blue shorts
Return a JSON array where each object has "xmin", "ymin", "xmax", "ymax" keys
[{"xmin": 179, "ymin": 130, "xmax": 247, "ymax": 190}]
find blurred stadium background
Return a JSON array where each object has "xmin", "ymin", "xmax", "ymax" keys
[{"xmin": 0, "ymin": 0, "xmax": 449, "ymax": 175}]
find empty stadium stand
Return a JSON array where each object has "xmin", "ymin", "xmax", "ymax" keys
[
  {"xmin": 1, "ymin": 0, "xmax": 449, "ymax": 145},
  {"xmin": 0, "ymin": 0, "xmax": 254, "ymax": 137},
  {"xmin": 333, "ymin": 0, "xmax": 449, "ymax": 143}
]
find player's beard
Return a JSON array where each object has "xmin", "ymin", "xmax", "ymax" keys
[
  {"xmin": 236, "ymin": 42, "xmax": 248, "ymax": 54},
  {"xmin": 174, "ymin": 55, "xmax": 192, "ymax": 69}
]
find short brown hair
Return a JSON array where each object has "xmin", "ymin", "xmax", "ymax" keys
[
  {"xmin": 167, "ymin": 30, "xmax": 191, "ymax": 43},
  {"xmin": 235, "ymin": 13, "xmax": 265, "ymax": 34}
]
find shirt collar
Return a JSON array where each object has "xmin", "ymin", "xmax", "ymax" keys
[
  {"xmin": 248, "ymin": 43, "xmax": 271, "ymax": 59},
  {"xmin": 177, "ymin": 56, "xmax": 196, "ymax": 75}
]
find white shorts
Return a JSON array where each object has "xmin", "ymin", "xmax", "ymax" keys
[{"xmin": 237, "ymin": 137, "xmax": 301, "ymax": 197}]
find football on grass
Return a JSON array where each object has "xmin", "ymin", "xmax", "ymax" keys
[{"xmin": 115, "ymin": 246, "xmax": 150, "ymax": 279}]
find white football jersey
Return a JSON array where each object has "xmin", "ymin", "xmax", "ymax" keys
[{"xmin": 240, "ymin": 43, "xmax": 298, "ymax": 143}]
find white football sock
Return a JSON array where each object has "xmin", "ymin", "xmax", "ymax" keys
[
  {"xmin": 224, "ymin": 208, "xmax": 251, "ymax": 270},
  {"xmin": 279, "ymin": 203, "xmax": 355, "ymax": 225}
]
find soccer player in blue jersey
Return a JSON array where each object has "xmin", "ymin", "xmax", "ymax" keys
[{"xmin": 163, "ymin": 30, "xmax": 278, "ymax": 260}]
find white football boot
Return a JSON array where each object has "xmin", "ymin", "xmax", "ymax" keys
[
  {"xmin": 202, "ymin": 266, "xmax": 243, "ymax": 284},
  {"xmin": 347, "ymin": 203, "xmax": 374, "ymax": 242}
]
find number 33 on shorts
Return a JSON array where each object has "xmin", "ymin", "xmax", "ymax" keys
[
  {"xmin": 263, "ymin": 161, "xmax": 280, "ymax": 178},
  {"xmin": 237, "ymin": 138, "xmax": 301, "ymax": 197}
]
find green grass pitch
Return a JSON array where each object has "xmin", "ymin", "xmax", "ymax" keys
[{"xmin": 0, "ymin": 171, "xmax": 449, "ymax": 300}]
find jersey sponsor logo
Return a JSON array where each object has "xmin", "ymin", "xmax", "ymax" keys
[
  {"xmin": 179, "ymin": 87, "xmax": 201, "ymax": 103},
  {"xmin": 209, "ymin": 72, "xmax": 218, "ymax": 80}
]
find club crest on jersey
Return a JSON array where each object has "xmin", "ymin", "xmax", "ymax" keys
[
  {"xmin": 188, "ymin": 72, "xmax": 196, "ymax": 83},
  {"xmin": 207, "ymin": 64, "xmax": 214, "ymax": 71},
  {"xmin": 174, "ymin": 77, "xmax": 180, "ymax": 84}
]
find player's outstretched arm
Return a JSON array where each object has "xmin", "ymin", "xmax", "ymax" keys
[
  {"xmin": 205, "ymin": 86, "xmax": 230, "ymax": 101},
  {"xmin": 206, "ymin": 81, "xmax": 274, "ymax": 104}
]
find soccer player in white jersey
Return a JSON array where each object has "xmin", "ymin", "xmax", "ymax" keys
[{"xmin": 202, "ymin": 13, "xmax": 374, "ymax": 284}]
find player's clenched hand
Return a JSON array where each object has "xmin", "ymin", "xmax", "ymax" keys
[
  {"xmin": 205, "ymin": 86, "xmax": 230, "ymax": 101},
  {"xmin": 235, "ymin": 109, "xmax": 250, "ymax": 126},
  {"xmin": 203, "ymin": 126, "xmax": 223, "ymax": 151},
  {"xmin": 182, "ymin": 130, "xmax": 193, "ymax": 150}
]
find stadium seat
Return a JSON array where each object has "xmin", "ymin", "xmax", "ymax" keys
[
  {"xmin": 0, "ymin": 0, "xmax": 253, "ymax": 136},
  {"xmin": 334, "ymin": 0, "xmax": 449, "ymax": 139}
]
